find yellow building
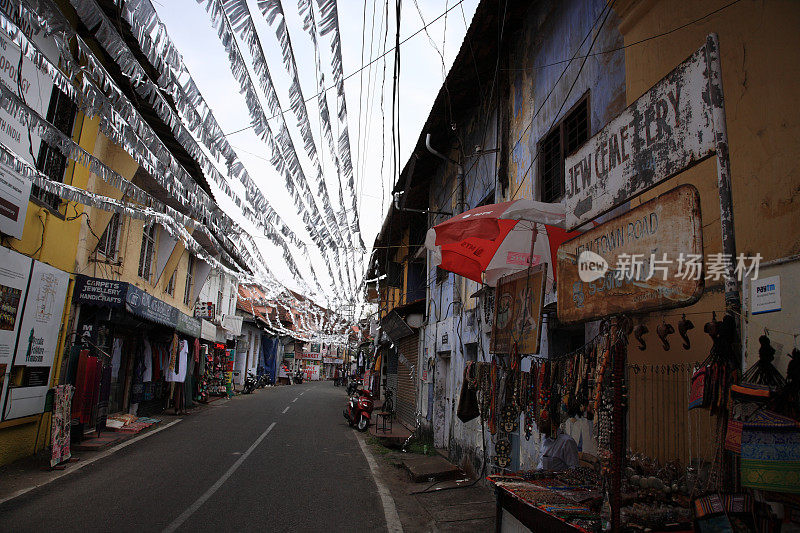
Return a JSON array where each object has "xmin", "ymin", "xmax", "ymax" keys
[{"xmin": 0, "ymin": 2, "xmax": 240, "ymax": 466}]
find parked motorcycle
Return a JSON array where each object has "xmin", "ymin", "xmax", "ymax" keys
[
  {"xmin": 346, "ymin": 378, "xmax": 362, "ymax": 396},
  {"xmin": 242, "ymin": 372, "xmax": 257, "ymax": 394},
  {"xmin": 294, "ymin": 370, "xmax": 304, "ymax": 384},
  {"xmin": 343, "ymin": 387, "xmax": 374, "ymax": 431}
]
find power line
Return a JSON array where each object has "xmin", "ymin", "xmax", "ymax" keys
[{"xmin": 224, "ymin": 0, "xmax": 468, "ymax": 136}]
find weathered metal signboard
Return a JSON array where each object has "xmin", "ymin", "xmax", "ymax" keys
[
  {"xmin": 491, "ymin": 264, "xmax": 546, "ymax": 354},
  {"xmin": 557, "ymin": 185, "xmax": 703, "ymax": 323},
  {"xmin": 564, "ymin": 44, "xmax": 715, "ymax": 230}
]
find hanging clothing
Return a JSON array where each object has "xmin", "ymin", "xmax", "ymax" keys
[
  {"xmin": 142, "ymin": 338, "xmax": 153, "ymax": 383},
  {"xmin": 111, "ymin": 338, "xmax": 123, "ymax": 379},
  {"xmin": 50, "ymin": 385, "xmax": 74, "ymax": 467},
  {"xmin": 166, "ymin": 340, "xmax": 189, "ymax": 383},
  {"xmin": 168, "ymin": 333, "xmax": 179, "ymax": 375},
  {"xmin": 193, "ymin": 338, "xmax": 200, "ymax": 363}
]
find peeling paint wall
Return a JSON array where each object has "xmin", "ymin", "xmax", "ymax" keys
[{"xmin": 506, "ymin": 0, "xmax": 626, "ymax": 202}]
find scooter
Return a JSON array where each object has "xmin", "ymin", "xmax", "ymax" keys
[
  {"xmin": 242, "ymin": 372, "xmax": 257, "ymax": 394},
  {"xmin": 343, "ymin": 388, "xmax": 373, "ymax": 431},
  {"xmin": 346, "ymin": 378, "xmax": 362, "ymax": 396}
]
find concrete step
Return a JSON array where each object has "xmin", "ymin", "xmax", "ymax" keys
[{"xmin": 401, "ymin": 453, "xmax": 463, "ymax": 483}]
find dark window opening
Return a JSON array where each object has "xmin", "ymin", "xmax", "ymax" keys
[
  {"xmin": 406, "ymin": 261, "xmax": 426, "ymax": 302},
  {"xmin": 386, "ymin": 261, "xmax": 403, "ymax": 288},
  {"xmin": 32, "ymin": 86, "xmax": 77, "ymax": 211},
  {"xmin": 538, "ymin": 95, "xmax": 589, "ymax": 203},
  {"xmin": 138, "ymin": 223, "xmax": 157, "ymax": 281},
  {"xmin": 95, "ymin": 213, "xmax": 121, "ymax": 260},
  {"xmin": 184, "ymin": 254, "xmax": 195, "ymax": 306}
]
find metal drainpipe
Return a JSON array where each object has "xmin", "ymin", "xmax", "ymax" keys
[{"xmin": 425, "ymin": 134, "xmax": 465, "ymax": 308}]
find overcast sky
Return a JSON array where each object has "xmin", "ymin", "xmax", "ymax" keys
[{"xmin": 154, "ymin": 0, "xmax": 478, "ymax": 313}]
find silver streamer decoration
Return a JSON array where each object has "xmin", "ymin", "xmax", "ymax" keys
[{"xmin": 255, "ymin": 0, "xmax": 358, "ymax": 295}]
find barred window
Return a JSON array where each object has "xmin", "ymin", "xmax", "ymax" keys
[
  {"xmin": 137, "ymin": 223, "xmax": 157, "ymax": 281},
  {"xmin": 32, "ymin": 87, "xmax": 77, "ymax": 211},
  {"xmin": 538, "ymin": 95, "xmax": 589, "ymax": 203},
  {"xmin": 96, "ymin": 213, "xmax": 121, "ymax": 260}
]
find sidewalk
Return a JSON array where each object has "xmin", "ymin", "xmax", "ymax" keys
[{"xmin": 360, "ymin": 434, "xmax": 496, "ymax": 532}]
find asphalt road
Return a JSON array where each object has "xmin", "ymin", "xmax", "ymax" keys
[{"xmin": 0, "ymin": 382, "xmax": 387, "ymax": 532}]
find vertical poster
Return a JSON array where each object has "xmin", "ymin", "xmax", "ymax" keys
[
  {"xmin": 0, "ymin": 246, "xmax": 32, "ymax": 420},
  {"xmin": 5, "ymin": 258, "xmax": 69, "ymax": 419},
  {"xmin": 491, "ymin": 264, "xmax": 547, "ymax": 355}
]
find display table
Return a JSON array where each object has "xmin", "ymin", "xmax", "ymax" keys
[{"xmin": 488, "ymin": 474, "xmax": 601, "ymax": 533}]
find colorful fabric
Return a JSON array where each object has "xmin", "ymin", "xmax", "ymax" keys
[
  {"xmin": 741, "ymin": 426, "xmax": 800, "ymax": 493},
  {"xmin": 725, "ymin": 410, "xmax": 798, "ymax": 454},
  {"xmin": 689, "ymin": 366, "xmax": 707, "ymax": 410},
  {"xmin": 50, "ymin": 385, "xmax": 74, "ymax": 467}
]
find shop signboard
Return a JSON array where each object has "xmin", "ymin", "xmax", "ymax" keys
[
  {"xmin": 323, "ymin": 357, "xmax": 344, "ymax": 364},
  {"xmin": 299, "ymin": 352, "xmax": 321, "ymax": 361},
  {"xmin": 0, "ymin": 246, "xmax": 32, "ymax": 417},
  {"xmin": 564, "ymin": 43, "xmax": 716, "ymax": 231},
  {"xmin": 556, "ymin": 185, "xmax": 703, "ymax": 323},
  {"xmin": 176, "ymin": 312, "xmax": 201, "ymax": 338},
  {"xmin": 194, "ymin": 301, "xmax": 215, "ymax": 320},
  {"xmin": 5, "ymin": 258, "xmax": 69, "ymax": 420},
  {"xmin": 310, "ymin": 342, "xmax": 320, "ymax": 354},
  {"xmin": 0, "ymin": 164, "xmax": 31, "ymax": 240},
  {"xmin": 491, "ymin": 264, "xmax": 547, "ymax": 355},
  {"xmin": 125, "ymin": 285, "xmax": 178, "ymax": 327},
  {"xmin": 73, "ymin": 275, "xmax": 127, "ymax": 307}
]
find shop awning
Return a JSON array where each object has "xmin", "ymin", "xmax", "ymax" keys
[
  {"xmin": 176, "ymin": 312, "xmax": 201, "ymax": 338},
  {"xmin": 124, "ymin": 284, "xmax": 178, "ymax": 328},
  {"xmin": 200, "ymin": 319, "xmax": 216, "ymax": 342}
]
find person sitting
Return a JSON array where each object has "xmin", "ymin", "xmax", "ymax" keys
[{"xmin": 536, "ymin": 417, "xmax": 579, "ymax": 471}]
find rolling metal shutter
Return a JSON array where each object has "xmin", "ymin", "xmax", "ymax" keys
[{"xmin": 396, "ymin": 331, "xmax": 419, "ymax": 428}]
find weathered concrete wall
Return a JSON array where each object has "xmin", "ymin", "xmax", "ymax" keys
[{"xmin": 506, "ymin": 0, "xmax": 626, "ymax": 202}]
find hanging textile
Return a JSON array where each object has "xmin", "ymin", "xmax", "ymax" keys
[
  {"xmin": 142, "ymin": 338, "xmax": 153, "ymax": 383},
  {"xmin": 50, "ymin": 385, "xmax": 74, "ymax": 467},
  {"xmin": 168, "ymin": 333, "xmax": 179, "ymax": 375},
  {"xmin": 741, "ymin": 425, "xmax": 800, "ymax": 493}
]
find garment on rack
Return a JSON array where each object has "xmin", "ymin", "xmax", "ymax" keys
[
  {"xmin": 111, "ymin": 337, "xmax": 123, "ymax": 379},
  {"xmin": 168, "ymin": 333, "xmax": 179, "ymax": 375},
  {"xmin": 142, "ymin": 338, "xmax": 153, "ymax": 382},
  {"xmin": 166, "ymin": 340, "xmax": 189, "ymax": 383}
]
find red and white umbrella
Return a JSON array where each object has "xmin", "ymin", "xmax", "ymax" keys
[{"xmin": 425, "ymin": 199, "xmax": 581, "ymax": 286}]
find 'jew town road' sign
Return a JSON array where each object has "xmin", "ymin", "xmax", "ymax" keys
[
  {"xmin": 557, "ymin": 185, "xmax": 703, "ymax": 323},
  {"xmin": 564, "ymin": 43, "xmax": 715, "ymax": 230}
]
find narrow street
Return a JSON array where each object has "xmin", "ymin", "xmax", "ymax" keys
[{"xmin": 0, "ymin": 384, "xmax": 387, "ymax": 532}]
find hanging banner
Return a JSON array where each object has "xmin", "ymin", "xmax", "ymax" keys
[
  {"xmin": 0, "ymin": 245, "xmax": 31, "ymax": 417},
  {"xmin": 557, "ymin": 185, "xmax": 704, "ymax": 323},
  {"xmin": 491, "ymin": 264, "xmax": 547, "ymax": 355},
  {"xmin": 5, "ymin": 258, "xmax": 69, "ymax": 420},
  {"xmin": 0, "ymin": 163, "xmax": 30, "ymax": 239},
  {"xmin": 564, "ymin": 43, "xmax": 715, "ymax": 230},
  {"xmin": 0, "ymin": 6, "xmax": 58, "ymax": 167}
]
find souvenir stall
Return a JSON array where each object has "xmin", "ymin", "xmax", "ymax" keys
[
  {"xmin": 197, "ymin": 342, "xmax": 230, "ymax": 400},
  {"xmin": 69, "ymin": 276, "xmax": 179, "ymax": 436}
]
